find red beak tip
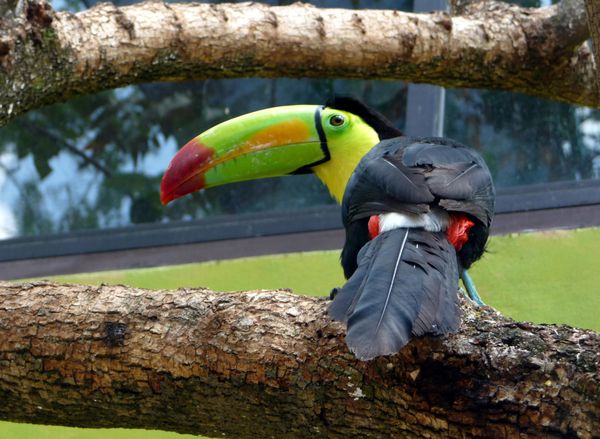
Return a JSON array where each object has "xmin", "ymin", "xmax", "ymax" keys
[
  {"xmin": 159, "ymin": 181, "xmax": 174, "ymax": 205},
  {"xmin": 159, "ymin": 138, "xmax": 213, "ymax": 205}
]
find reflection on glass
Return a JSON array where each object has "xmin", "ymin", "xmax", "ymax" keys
[
  {"xmin": 444, "ymin": 89, "xmax": 600, "ymax": 188},
  {"xmin": 0, "ymin": 1, "xmax": 411, "ymax": 240},
  {"xmin": 6, "ymin": 0, "xmax": 596, "ymax": 241}
]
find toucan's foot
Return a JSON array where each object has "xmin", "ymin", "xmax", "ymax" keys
[
  {"xmin": 460, "ymin": 269, "xmax": 485, "ymax": 306},
  {"xmin": 329, "ymin": 287, "xmax": 340, "ymax": 300}
]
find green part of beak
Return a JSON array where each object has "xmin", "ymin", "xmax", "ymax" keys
[{"xmin": 161, "ymin": 105, "xmax": 326, "ymax": 204}]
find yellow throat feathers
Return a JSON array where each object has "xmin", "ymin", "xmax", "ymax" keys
[{"xmin": 312, "ymin": 124, "xmax": 379, "ymax": 203}]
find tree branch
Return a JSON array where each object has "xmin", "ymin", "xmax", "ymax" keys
[
  {"xmin": 554, "ymin": 0, "xmax": 590, "ymax": 51},
  {"xmin": 20, "ymin": 120, "xmax": 112, "ymax": 176},
  {"xmin": 451, "ymin": 0, "xmax": 590, "ymax": 53},
  {"xmin": 0, "ymin": 0, "xmax": 596, "ymax": 127},
  {"xmin": 0, "ymin": 281, "xmax": 597, "ymax": 438},
  {"xmin": 586, "ymin": 0, "xmax": 600, "ymax": 96}
]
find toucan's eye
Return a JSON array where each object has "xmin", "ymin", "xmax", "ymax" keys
[{"xmin": 329, "ymin": 114, "xmax": 346, "ymax": 127}]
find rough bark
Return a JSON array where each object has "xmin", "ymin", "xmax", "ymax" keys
[
  {"xmin": 0, "ymin": 0, "xmax": 596, "ymax": 127},
  {"xmin": 586, "ymin": 0, "xmax": 600, "ymax": 95},
  {"xmin": 0, "ymin": 281, "xmax": 597, "ymax": 438}
]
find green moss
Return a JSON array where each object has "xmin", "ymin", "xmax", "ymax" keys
[{"xmin": 42, "ymin": 27, "xmax": 57, "ymax": 44}]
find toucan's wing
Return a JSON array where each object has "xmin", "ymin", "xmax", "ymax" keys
[
  {"xmin": 400, "ymin": 138, "xmax": 495, "ymax": 269},
  {"xmin": 340, "ymin": 137, "xmax": 434, "ymax": 278},
  {"xmin": 341, "ymin": 137, "xmax": 495, "ymax": 278},
  {"xmin": 401, "ymin": 140, "xmax": 495, "ymax": 227},
  {"xmin": 342, "ymin": 138, "xmax": 434, "ymax": 224}
]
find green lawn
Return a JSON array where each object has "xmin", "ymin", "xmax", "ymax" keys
[
  {"xmin": 3, "ymin": 227, "xmax": 599, "ymax": 438},
  {"xmin": 471, "ymin": 228, "xmax": 600, "ymax": 331}
]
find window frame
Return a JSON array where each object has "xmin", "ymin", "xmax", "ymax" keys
[{"xmin": 2, "ymin": 178, "xmax": 600, "ymax": 264}]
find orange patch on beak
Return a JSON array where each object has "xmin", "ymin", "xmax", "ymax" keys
[
  {"xmin": 245, "ymin": 119, "xmax": 311, "ymax": 148},
  {"xmin": 213, "ymin": 119, "xmax": 311, "ymax": 164}
]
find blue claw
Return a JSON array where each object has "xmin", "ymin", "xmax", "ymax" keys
[{"xmin": 461, "ymin": 269, "xmax": 485, "ymax": 306}]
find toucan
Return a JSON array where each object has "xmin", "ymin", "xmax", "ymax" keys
[{"xmin": 160, "ymin": 97, "xmax": 495, "ymax": 360}]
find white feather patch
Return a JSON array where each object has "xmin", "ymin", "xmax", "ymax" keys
[{"xmin": 379, "ymin": 209, "xmax": 449, "ymax": 233}]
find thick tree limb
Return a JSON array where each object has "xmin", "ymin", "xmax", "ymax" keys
[
  {"xmin": 0, "ymin": 281, "xmax": 597, "ymax": 438},
  {"xmin": 0, "ymin": 0, "xmax": 597, "ymax": 127}
]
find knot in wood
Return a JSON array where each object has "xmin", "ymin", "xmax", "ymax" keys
[
  {"xmin": 26, "ymin": 0, "xmax": 53, "ymax": 28},
  {"xmin": 104, "ymin": 321, "xmax": 127, "ymax": 347},
  {"xmin": 0, "ymin": 39, "xmax": 10, "ymax": 57}
]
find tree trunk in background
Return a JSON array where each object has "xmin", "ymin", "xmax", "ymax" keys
[
  {"xmin": 0, "ymin": 281, "xmax": 598, "ymax": 438},
  {"xmin": 0, "ymin": 0, "xmax": 596, "ymax": 127},
  {"xmin": 586, "ymin": 0, "xmax": 600, "ymax": 95}
]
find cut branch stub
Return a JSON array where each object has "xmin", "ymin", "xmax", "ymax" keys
[
  {"xmin": 586, "ymin": 0, "xmax": 600, "ymax": 96},
  {"xmin": 0, "ymin": 281, "xmax": 597, "ymax": 438}
]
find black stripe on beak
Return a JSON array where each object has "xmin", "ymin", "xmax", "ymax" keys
[{"xmin": 290, "ymin": 105, "xmax": 331, "ymax": 174}]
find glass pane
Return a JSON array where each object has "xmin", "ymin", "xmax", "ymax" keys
[
  {"xmin": 0, "ymin": 0, "xmax": 411, "ymax": 240},
  {"xmin": 444, "ymin": 89, "xmax": 600, "ymax": 188}
]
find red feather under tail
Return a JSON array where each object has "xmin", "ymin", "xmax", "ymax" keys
[
  {"xmin": 446, "ymin": 214, "xmax": 474, "ymax": 251},
  {"xmin": 368, "ymin": 215, "xmax": 380, "ymax": 240}
]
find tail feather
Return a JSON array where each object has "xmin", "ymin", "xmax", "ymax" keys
[
  {"xmin": 330, "ymin": 236, "xmax": 381, "ymax": 321},
  {"xmin": 328, "ymin": 228, "xmax": 460, "ymax": 360}
]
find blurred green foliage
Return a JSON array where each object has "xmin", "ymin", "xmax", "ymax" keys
[{"xmin": 8, "ymin": 68, "xmax": 600, "ymax": 238}]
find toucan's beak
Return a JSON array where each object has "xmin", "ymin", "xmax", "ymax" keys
[{"xmin": 160, "ymin": 105, "xmax": 326, "ymax": 205}]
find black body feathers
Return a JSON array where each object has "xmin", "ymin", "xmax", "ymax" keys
[
  {"xmin": 330, "ymin": 228, "xmax": 460, "ymax": 360},
  {"xmin": 340, "ymin": 137, "xmax": 494, "ymax": 276},
  {"xmin": 328, "ymin": 98, "xmax": 495, "ymax": 360}
]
